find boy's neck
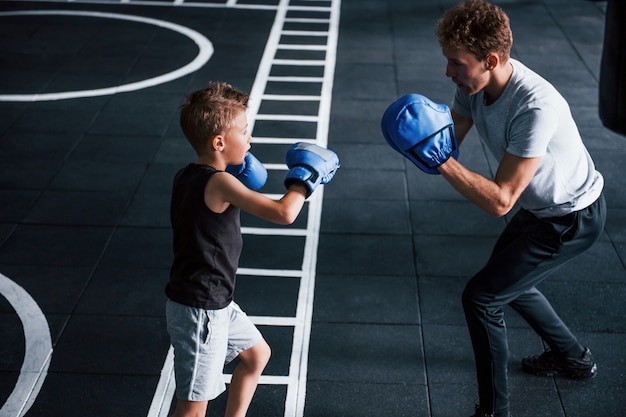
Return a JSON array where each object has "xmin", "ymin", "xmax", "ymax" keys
[{"xmin": 196, "ymin": 155, "xmax": 225, "ymax": 170}]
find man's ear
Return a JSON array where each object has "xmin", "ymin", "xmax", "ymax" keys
[{"xmin": 485, "ymin": 53, "xmax": 499, "ymax": 70}]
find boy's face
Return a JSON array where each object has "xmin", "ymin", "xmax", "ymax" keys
[
  {"xmin": 442, "ymin": 46, "xmax": 489, "ymax": 97},
  {"xmin": 223, "ymin": 110, "xmax": 252, "ymax": 165}
]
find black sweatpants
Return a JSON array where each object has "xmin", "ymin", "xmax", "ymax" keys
[{"xmin": 462, "ymin": 194, "xmax": 606, "ymax": 415}]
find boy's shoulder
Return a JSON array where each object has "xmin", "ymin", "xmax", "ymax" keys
[
  {"xmin": 173, "ymin": 164, "xmax": 223, "ymax": 192},
  {"xmin": 177, "ymin": 163, "xmax": 219, "ymax": 178}
]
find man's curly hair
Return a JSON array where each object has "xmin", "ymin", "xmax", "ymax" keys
[{"xmin": 435, "ymin": 0, "xmax": 513, "ymax": 62}]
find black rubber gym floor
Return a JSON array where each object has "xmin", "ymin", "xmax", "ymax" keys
[{"xmin": 1, "ymin": 1, "xmax": 624, "ymax": 416}]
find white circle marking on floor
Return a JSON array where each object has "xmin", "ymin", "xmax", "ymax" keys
[{"xmin": 0, "ymin": 10, "xmax": 213, "ymax": 102}]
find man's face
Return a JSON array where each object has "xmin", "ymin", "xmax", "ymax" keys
[{"xmin": 442, "ymin": 46, "xmax": 489, "ymax": 96}]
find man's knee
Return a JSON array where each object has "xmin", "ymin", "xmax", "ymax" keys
[{"xmin": 462, "ymin": 281, "xmax": 484, "ymax": 308}]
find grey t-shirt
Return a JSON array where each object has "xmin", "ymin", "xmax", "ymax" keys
[{"xmin": 452, "ymin": 59, "xmax": 603, "ymax": 217}]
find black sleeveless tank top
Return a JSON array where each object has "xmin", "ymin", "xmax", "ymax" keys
[{"xmin": 166, "ymin": 164, "xmax": 242, "ymax": 309}]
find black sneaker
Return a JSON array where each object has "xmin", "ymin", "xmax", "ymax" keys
[
  {"xmin": 522, "ymin": 347, "xmax": 597, "ymax": 379},
  {"xmin": 470, "ymin": 405, "xmax": 509, "ymax": 417}
]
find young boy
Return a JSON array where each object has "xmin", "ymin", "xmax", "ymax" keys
[{"xmin": 166, "ymin": 81, "xmax": 339, "ymax": 417}]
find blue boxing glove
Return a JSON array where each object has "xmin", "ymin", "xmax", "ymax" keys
[
  {"xmin": 284, "ymin": 142, "xmax": 339, "ymax": 197},
  {"xmin": 226, "ymin": 152, "xmax": 268, "ymax": 191},
  {"xmin": 381, "ymin": 94, "xmax": 459, "ymax": 174}
]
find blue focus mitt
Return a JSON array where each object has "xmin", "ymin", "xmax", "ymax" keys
[{"xmin": 381, "ymin": 94, "xmax": 459, "ymax": 174}]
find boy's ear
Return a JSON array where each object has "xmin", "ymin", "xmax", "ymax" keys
[{"xmin": 212, "ymin": 134, "xmax": 224, "ymax": 151}]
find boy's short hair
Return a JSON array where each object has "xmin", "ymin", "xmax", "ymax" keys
[
  {"xmin": 435, "ymin": 0, "xmax": 512, "ymax": 63},
  {"xmin": 180, "ymin": 81, "xmax": 249, "ymax": 155}
]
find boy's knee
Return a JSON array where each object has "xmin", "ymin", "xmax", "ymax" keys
[
  {"xmin": 240, "ymin": 339, "xmax": 271, "ymax": 371},
  {"xmin": 258, "ymin": 340, "xmax": 271, "ymax": 366},
  {"xmin": 170, "ymin": 399, "xmax": 208, "ymax": 417}
]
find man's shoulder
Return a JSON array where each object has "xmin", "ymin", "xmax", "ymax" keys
[{"xmin": 509, "ymin": 59, "xmax": 556, "ymax": 94}]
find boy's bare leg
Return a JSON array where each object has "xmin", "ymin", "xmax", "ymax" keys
[
  {"xmin": 170, "ymin": 399, "xmax": 208, "ymax": 417},
  {"xmin": 224, "ymin": 340, "xmax": 272, "ymax": 417}
]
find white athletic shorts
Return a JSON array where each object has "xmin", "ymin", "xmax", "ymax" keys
[{"xmin": 166, "ymin": 299, "xmax": 263, "ymax": 401}]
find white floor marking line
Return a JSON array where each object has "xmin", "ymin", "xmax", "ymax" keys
[
  {"xmin": 236, "ymin": 268, "xmax": 302, "ymax": 278},
  {"xmin": 273, "ymin": 59, "xmax": 326, "ymax": 65},
  {"xmin": 0, "ymin": 273, "xmax": 53, "ymax": 417},
  {"xmin": 279, "ymin": 44, "xmax": 326, "ymax": 49},
  {"xmin": 223, "ymin": 374, "xmax": 290, "ymax": 385},
  {"xmin": 261, "ymin": 95, "xmax": 321, "ymax": 101},
  {"xmin": 285, "ymin": 192, "xmax": 322, "ymax": 417},
  {"xmin": 267, "ymin": 76, "xmax": 325, "ymax": 82},
  {"xmin": 245, "ymin": 4, "xmax": 322, "ymax": 411},
  {"xmin": 241, "ymin": 227, "xmax": 308, "ymax": 236},
  {"xmin": 261, "ymin": 164, "xmax": 288, "ymax": 172},
  {"xmin": 251, "ymin": 138, "xmax": 317, "ymax": 145},
  {"xmin": 268, "ymin": 0, "xmax": 339, "ymax": 415},
  {"xmin": 287, "ymin": 6, "xmax": 330, "ymax": 12},
  {"xmin": 256, "ymin": 115, "xmax": 319, "ymax": 122},
  {"xmin": 147, "ymin": 346, "xmax": 175, "ymax": 417},
  {"xmin": 282, "ymin": 31, "xmax": 329, "ymax": 36},
  {"xmin": 0, "ymin": 10, "xmax": 213, "ymax": 102},
  {"xmin": 250, "ymin": 316, "xmax": 298, "ymax": 326},
  {"xmin": 13, "ymin": 0, "xmax": 280, "ymax": 11},
  {"xmin": 292, "ymin": 2, "xmax": 339, "ymax": 414},
  {"xmin": 284, "ymin": 18, "xmax": 330, "ymax": 23}
]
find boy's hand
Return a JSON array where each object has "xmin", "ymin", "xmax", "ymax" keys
[
  {"xmin": 284, "ymin": 142, "xmax": 340, "ymax": 197},
  {"xmin": 226, "ymin": 152, "xmax": 268, "ymax": 190}
]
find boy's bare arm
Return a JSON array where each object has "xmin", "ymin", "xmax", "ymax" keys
[{"xmin": 206, "ymin": 172, "xmax": 307, "ymax": 225}]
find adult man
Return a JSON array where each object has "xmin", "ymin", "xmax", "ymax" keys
[{"xmin": 382, "ymin": 1, "xmax": 606, "ymax": 416}]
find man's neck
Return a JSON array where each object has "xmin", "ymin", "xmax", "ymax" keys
[{"xmin": 484, "ymin": 61, "xmax": 514, "ymax": 105}]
